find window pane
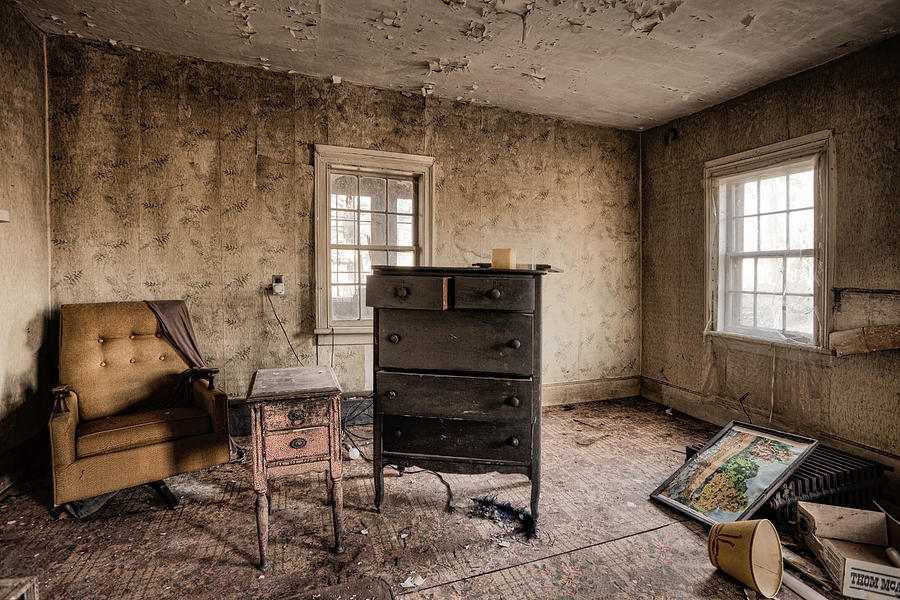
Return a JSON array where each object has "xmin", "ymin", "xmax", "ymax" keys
[
  {"xmin": 331, "ymin": 285, "xmax": 360, "ymax": 320},
  {"xmin": 734, "ymin": 216, "xmax": 758, "ymax": 252},
  {"xmin": 361, "ymin": 285, "xmax": 373, "ymax": 320},
  {"xmin": 759, "ymin": 175, "xmax": 786, "ymax": 212},
  {"xmin": 785, "ymin": 295, "xmax": 813, "ymax": 336},
  {"xmin": 360, "ymin": 176, "xmax": 387, "ymax": 211},
  {"xmin": 360, "ymin": 250, "xmax": 387, "ymax": 276},
  {"xmin": 738, "ymin": 182, "xmax": 758, "ymax": 216},
  {"xmin": 786, "ymin": 257, "xmax": 814, "ymax": 294},
  {"xmin": 359, "ymin": 212, "xmax": 386, "ymax": 246},
  {"xmin": 330, "ymin": 210, "xmax": 357, "ymax": 245},
  {"xmin": 389, "ymin": 179, "xmax": 415, "ymax": 214},
  {"xmin": 789, "ymin": 170, "xmax": 814, "ymax": 209},
  {"xmin": 330, "ymin": 174, "xmax": 357, "ymax": 209},
  {"xmin": 331, "ymin": 249, "xmax": 358, "ymax": 284},
  {"xmin": 738, "ymin": 293, "xmax": 754, "ymax": 327},
  {"xmin": 756, "ymin": 294, "xmax": 782, "ymax": 330},
  {"xmin": 740, "ymin": 257, "xmax": 755, "ymax": 292},
  {"xmin": 789, "ymin": 209, "xmax": 814, "ymax": 250},
  {"xmin": 389, "ymin": 214, "xmax": 414, "ymax": 246},
  {"xmin": 760, "ymin": 213, "xmax": 786, "ymax": 251},
  {"xmin": 389, "ymin": 251, "xmax": 415, "ymax": 266},
  {"xmin": 757, "ymin": 257, "xmax": 783, "ymax": 293}
]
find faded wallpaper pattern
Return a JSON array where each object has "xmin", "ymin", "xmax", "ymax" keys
[{"xmin": 48, "ymin": 38, "xmax": 639, "ymax": 397}]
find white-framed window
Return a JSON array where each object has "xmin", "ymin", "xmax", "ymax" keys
[
  {"xmin": 314, "ymin": 145, "xmax": 434, "ymax": 345},
  {"xmin": 705, "ymin": 131, "xmax": 834, "ymax": 347}
]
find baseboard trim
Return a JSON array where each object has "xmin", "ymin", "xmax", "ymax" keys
[{"xmin": 542, "ymin": 376, "xmax": 640, "ymax": 407}]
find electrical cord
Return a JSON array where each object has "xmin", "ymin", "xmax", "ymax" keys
[{"xmin": 265, "ymin": 287, "xmax": 304, "ymax": 366}]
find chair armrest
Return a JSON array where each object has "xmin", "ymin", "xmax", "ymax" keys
[
  {"xmin": 49, "ymin": 388, "xmax": 79, "ymax": 469},
  {"xmin": 190, "ymin": 367, "xmax": 219, "ymax": 390},
  {"xmin": 192, "ymin": 379, "xmax": 228, "ymax": 435}
]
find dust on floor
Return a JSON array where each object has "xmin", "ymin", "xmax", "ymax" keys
[{"xmin": 0, "ymin": 398, "xmax": 813, "ymax": 599}]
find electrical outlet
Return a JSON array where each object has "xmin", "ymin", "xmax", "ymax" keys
[{"xmin": 272, "ymin": 275, "xmax": 285, "ymax": 295}]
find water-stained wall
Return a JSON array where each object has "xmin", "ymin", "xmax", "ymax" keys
[
  {"xmin": 0, "ymin": 5, "xmax": 50, "ymax": 464},
  {"xmin": 47, "ymin": 37, "xmax": 640, "ymax": 398},
  {"xmin": 641, "ymin": 37, "xmax": 900, "ymax": 473}
]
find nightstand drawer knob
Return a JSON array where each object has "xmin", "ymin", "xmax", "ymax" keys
[
  {"xmin": 288, "ymin": 409, "xmax": 305, "ymax": 426},
  {"xmin": 508, "ymin": 437, "xmax": 520, "ymax": 448},
  {"xmin": 508, "ymin": 396, "xmax": 520, "ymax": 408},
  {"xmin": 395, "ymin": 286, "xmax": 409, "ymax": 298},
  {"xmin": 386, "ymin": 390, "xmax": 397, "ymax": 400},
  {"xmin": 508, "ymin": 338, "xmax": 521, "ymax": 350},
  {"xmin": 388, "ymin": 333, "xmax": 401, "ymax": 344},
  {"xmin": 394, "ymin": 430, "xmax": 402, "ymax": 439},
  {"xmin": 489, "ymin": 288, "xmax": 501, "ymax": 300},
  {"xmin": 289, "ymin": 437, "xmax": 308, "ymax": 449}
]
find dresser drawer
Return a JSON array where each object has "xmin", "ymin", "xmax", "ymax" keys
[
  {"xmin": 382, "ymin": 416, "xmax": 531, "ymax": 462},
  {"xmin": 454, "ymin": 276, "xmax": 534, "ymax": 312},
  {"xmin": 264, "ymin": 426, "xmax": 329, "ymax": 462},
  {"xmin": 376, "ymin": 371, "xmax": 533, "ymax": 421},
  {"xmin": 262, "ymin": 398, "xmax": 330, "ymax": 432},
  {"xmin": 377, "ymin": 310, "xmax": 533, "ymax": 375},
  {"xmin": 366, "ymin": 275, "xmax": 450, "ymax": 310}
]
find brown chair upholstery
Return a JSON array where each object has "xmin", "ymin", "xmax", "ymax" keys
[{"xmin": 49, "ymin": 301, "xmax": 229, "ymax": 507}]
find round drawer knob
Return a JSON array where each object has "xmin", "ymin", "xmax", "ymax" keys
[
  {"xmin": 288, "ymin": 409, "xmax": 305, "ymax": 425},
  {"xmin": 289, "ymin": 437, "xmax": 307, "ymax": 449},
  {"xmin": 394, "ymin": 430, "xmax": 402, "ymax": 439},
  {"xmin": 386, "ymin": 390, "xmax": 397, "ymax": 400},
  {"xmin": 508, "ymin": 339, "xmax": 521, "ymax": 350},
  {"xmin": 388, "ymin": 334, "xmax": 401, "ymax": 344},
  {"xmin": 395, "ymin": 286, "xmax": 409, "ymax": 298},
  {"xmin": 489, "ymin": 288, "xmax": 501, "ymax": 300},
  {"xmin": 509, "ymin": 437, "xmax": 520, "ymax": 448},
  {"xmin": 508, "ymin": 396, "xmax": 520, "ymax": 408}
]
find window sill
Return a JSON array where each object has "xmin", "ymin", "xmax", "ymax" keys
[
  {"xmin": 704, "ymin": 330, "xmax": 834, "ymax": 356},
  {"xmin": 314, "ymin": 328, "xmax": 373, "ymax": 346}
]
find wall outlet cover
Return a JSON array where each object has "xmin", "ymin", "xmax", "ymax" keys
[{"xmin": 272, "ymin": 275, "xmax": 285, "ymax": 295}]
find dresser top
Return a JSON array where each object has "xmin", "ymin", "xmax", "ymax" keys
[
  {"xmin": 372, "ymin": 265, "xmax": 555, "ymax": 276},
  {"xmin": 242, "ymin": 366, "xmax": 341, "ymax": 403}
]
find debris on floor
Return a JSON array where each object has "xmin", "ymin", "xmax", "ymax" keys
[
  {"xmin": 468, "ymin": 496, "xmax": 537, "ymax": 540},
  {"xmin": 399, "ymin": 574, "xmax": 426, "ymax": 588}
]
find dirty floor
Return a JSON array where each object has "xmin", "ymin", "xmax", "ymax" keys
[{"xmin": 0, "ymin": 398, "xmax": 819, "ymax": 599}]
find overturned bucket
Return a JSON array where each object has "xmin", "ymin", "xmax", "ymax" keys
[{"xmin": 708, "ymin": 519, "xmax": 783, "ymax": 598}]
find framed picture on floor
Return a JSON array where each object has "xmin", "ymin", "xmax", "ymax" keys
[{"xmin": 650, "ymin": 421, "xmax": 818, "ymax": 526}]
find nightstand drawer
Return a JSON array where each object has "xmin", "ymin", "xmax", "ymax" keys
[
  {"xmin": 382, "ymin": 416, "xmax": 531, "ymax": 462},
  {"xmin": 454, "ymin": 276, "xmax": 534, "ymax": 312},
  {"xmin": 262, "ymin": 398, "xmax": 330, "ymax": 432},
  {"xmin": 376, "ymin": 371, "xmax": 533, "ymax": 421},
  {"xmin": 377, "ymin": 310, "xmax": 533, "ymax": 375},
  {"xmin": 366, "ymin": 275, "xmax": 450, "ymax": 310},
  {"xmin": 264, "ymin": 426, "xmax": 329, "ymax": 462}
]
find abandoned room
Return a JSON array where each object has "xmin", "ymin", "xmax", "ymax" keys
[{"xmin": 1, "ymin": 0, "xmax": 898, "ymax": 598}]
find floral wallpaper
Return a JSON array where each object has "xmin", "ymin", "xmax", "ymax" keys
[{"xmin": 48, "ymin": 38, "xmax": 640, "ymax": 398}]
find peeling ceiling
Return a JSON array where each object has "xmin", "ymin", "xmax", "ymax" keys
[{"xmin": 15, "ymin": 0, "xmax": 900, "ymax": 128}]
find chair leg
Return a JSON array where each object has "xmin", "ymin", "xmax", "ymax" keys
[{"xmin": 149, "ymin": 480, "xmax": 180, "ymax": 509}]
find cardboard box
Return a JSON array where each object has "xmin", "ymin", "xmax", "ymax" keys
[{"xmin": 797, "ymin": 501, "xmax": 900, "ymax": 599}]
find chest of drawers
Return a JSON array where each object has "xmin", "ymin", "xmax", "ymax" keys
[{"xmin": 367, "ymin": 266, "xmax": 546, "ymax": 519}]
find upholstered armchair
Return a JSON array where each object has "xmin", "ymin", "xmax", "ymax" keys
[{"xmin": 49, "ymin": 301, "xmax": 229, "ymax": 507}]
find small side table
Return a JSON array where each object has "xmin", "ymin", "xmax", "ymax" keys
[{"xmin": 242, "ymin": 366, "xmax": 344, "ymax": 570}]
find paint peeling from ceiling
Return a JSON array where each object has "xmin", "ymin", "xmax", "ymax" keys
[{"xmin": 13, "ymin": 0, "xmax": 900, "ymax": 128}]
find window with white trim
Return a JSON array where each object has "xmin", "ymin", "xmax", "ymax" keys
[
  {"xmin": 314, "ymin": 145, "xmax": 434, "ymax": 344},
  {"xmin": 706, "ymin": 132, "xmax": 833, "ymax": 347}
]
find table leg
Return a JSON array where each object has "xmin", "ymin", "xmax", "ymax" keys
[
  {"xmin": 374, "ymin": 459, "xmax": 383, "ymax": 512},
  {"xmin": 256, "ymin": 490, "xmax": 270, "ymax": 570},
  {"xmin": 330, "ymin": 473, "xmax": 344, "ymax": 554}
]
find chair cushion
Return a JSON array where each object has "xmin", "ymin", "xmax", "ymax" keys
[{"xmin": 76, "ymin": 407, "xmax": 211, "ymax": 458}]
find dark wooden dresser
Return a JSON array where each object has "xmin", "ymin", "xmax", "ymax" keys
[{"xmin": 367, "ymin": 266, "xmax": 547, "ymax": 518}]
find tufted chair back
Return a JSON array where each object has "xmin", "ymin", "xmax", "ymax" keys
[{"xmin": 59, "ymin": 302, "xmax": 191, "ymax": 422}]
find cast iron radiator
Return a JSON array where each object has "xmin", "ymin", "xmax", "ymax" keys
[{"xmin": 685, "ymin": 443, "xmax": 887, "ymax": 524}]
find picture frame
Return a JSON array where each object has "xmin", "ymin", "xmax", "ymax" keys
[{"xmin": 651, "ymin": 421, "xmax": 818, "ymax": 527}]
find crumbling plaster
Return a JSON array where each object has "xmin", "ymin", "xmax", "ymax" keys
[
  {"xmin": 47, "ymin": 37, "xmax": 641, "ymax": 398},
  {"xmin": 16, "ymin": 0, "xmax": 900, "ymax": 129},
  {"xmin": 641, "ymin": 36, "xmax": 900, "ymax": 476}
]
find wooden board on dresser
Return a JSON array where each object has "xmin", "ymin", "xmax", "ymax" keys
[{"xmin": 366, "ymin": 266, "xmax": 550, "ymax": 519}]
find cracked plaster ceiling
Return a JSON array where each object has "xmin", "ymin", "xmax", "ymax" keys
[{"xmin": 15, "ymin": 0, "xmax": 900, "ymax": 128}]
